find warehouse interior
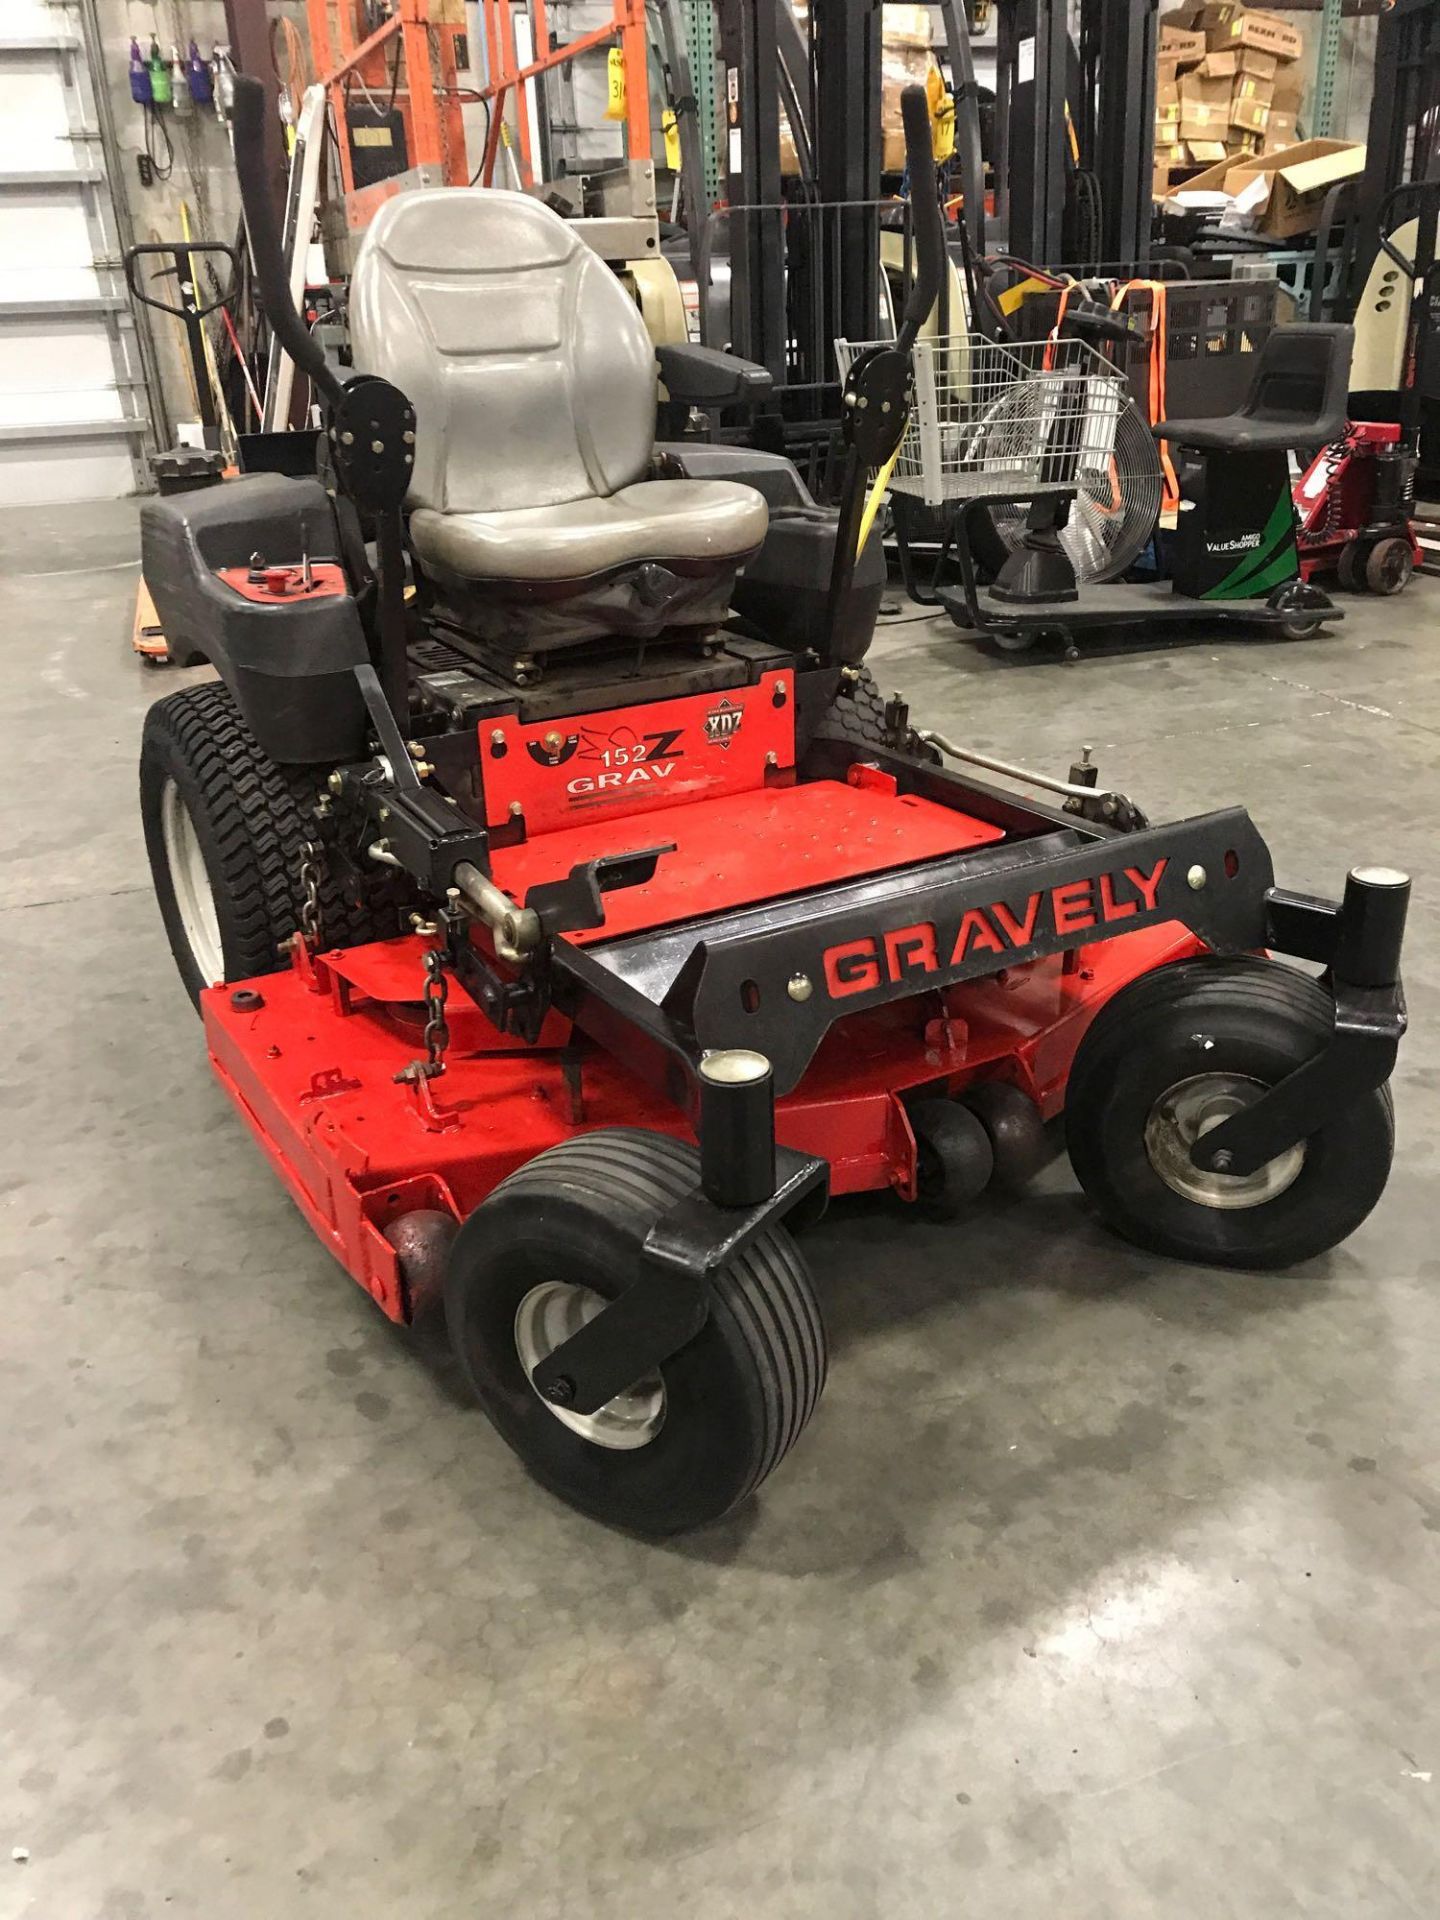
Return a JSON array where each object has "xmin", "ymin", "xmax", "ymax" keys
[{"xmin": 1, "ymin": 1, "xmax": 1437, "ymax": 1914}]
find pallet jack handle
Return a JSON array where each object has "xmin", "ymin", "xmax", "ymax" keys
[
  {"xmin": 123, "ymin": 240, "xmax": 240, "ymax": 451},
  {"xmin": 232, "ymin": 74, "xmax": 342, "ymax": 411}
]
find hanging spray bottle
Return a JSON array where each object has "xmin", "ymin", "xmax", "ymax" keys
[
  {"xmin": 186, "ymin": 41, "xmax": 214, "ymax": 110},
  {"xmin": 169, "ymin": 47, "xmax": 192, "ymax": 117},
  {"xmin": 213, "ymin": 47, "xmax": 236, "ymax": 127},
  {"xmin": 128, "ymin": 37, "xmax": 152, "ymax": 105},
  {"xmin": 147, "ymin": 37, "xmax": 172, "ymax": 108}
]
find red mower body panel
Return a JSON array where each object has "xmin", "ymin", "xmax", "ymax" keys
[{"xmin": 203, "ymin": 916, "xmax": 1204, "ymax": 1325}]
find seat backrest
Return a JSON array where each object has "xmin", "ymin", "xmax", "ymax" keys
[
  {"xmin": 349, "ymin": 189, "xmax": 657, "ymax": 515},
  {"xmin": 1242, "ymin": 322, "xmax": 1354, "ymax": 433}
]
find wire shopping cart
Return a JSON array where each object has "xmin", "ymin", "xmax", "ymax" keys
[{"xmin": 834, "ymin": 333, "xmax": 1130, "ymax": 512}]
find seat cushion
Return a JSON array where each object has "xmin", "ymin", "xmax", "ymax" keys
[
  {"xmin": 1154, "ymin": 412, "xmax": 1347, "ymax": 454},
  {"xmin": 409, "ymin": 479, "xmax": 769, "ymax": 584}
]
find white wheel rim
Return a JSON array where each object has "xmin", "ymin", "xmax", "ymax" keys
[
  {"xmin": 514, "ymin": 1281, "xmax": 666, "ymax": 1451},
  {"xmin": 1144, "ymin": 1072, "xmax": 1306, "ymax": 1212},
  {"xmin": 160, "ymin": 777, "xmax": 224, "ymax": 985}
]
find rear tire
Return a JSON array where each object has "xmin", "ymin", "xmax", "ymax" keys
[
  {"xmin": 1064, "ymin": 957, "xmax": 1394, "ymax": 1269},
  {"xmin": 140, "ymin": 681, "xmax": 400, "ymax": 1008},
  {"xmin": 1364, "ymin": 536, "xmax": 1414, "ymax": 596},
  {"xmin": 809, "ymin": 666, "xmax": 891, "ymax": 751},
  {"xmin": 807, "ymin": 667, "xmax": 940, "ymax": 763},
  {"xmin": 990, "ymin": 628, "xmax": 1039, "ymax": 655},
  {"xmin": 445, "ymin": 1130, "xmax": 827, "ymax": 1534}
]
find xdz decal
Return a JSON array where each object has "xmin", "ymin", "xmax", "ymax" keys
[
  {"xmin": 821, "ymin": 860, "xmax": 1169, "ymax": 998},
  {"xmin": 704, "ymin": 698, "xmax": 743, "ymax": 748}
]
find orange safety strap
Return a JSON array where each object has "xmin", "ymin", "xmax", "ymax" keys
[
  {"xmin": 1042, "ymin": 283, "xmax": 1073, "ymax": 373},
  {"xmin": 1110, "ymin": 280, "xmax": 1179, "ymax": 511}
]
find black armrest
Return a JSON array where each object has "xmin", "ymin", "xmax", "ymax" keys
[{"xmin": 655, "ymin": 343, "xmax": 773, "ymax": 412}]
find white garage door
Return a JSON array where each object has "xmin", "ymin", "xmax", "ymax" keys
[{"xmin": 0, "ymin": 0, "xmax": 150, "ymax": 504}]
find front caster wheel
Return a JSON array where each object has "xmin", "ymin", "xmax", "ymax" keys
[
  {"xmin": 1064, "ymin": 958, "xmax": 1394, "ymax": 1269},
  {"xmin": 444, "ymin": 1131, "xmax": 827, "ymax": 1534},
  {"xmin": 908, "ymin": 1099, "xmax": 994, "ymax": 1219}
]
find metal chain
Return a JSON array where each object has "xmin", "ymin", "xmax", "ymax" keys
[
  {"xmin": 427, "ymin": 26, "xmax": 454, "ymax": 184},
  {"xmin": 421, "ymin": 947, "xmax": 450, "ymax": 1075},
  {"xmin": 298, "ymin": 839, "xmax": 324, "ymax": 948}
]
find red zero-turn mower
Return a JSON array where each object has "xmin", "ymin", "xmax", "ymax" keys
[{"xmin": 138, "ymin": 84, "xmax": 1411, "ymax": 1535}]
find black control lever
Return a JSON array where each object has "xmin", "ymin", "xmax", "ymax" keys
[{"xmin": 526, "ymin": 846, "xmax": 675, "ymax": 937}]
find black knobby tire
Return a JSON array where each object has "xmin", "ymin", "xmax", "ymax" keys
[
  {"xmin": 1064, "ymin": 957, "xmax": 1394, "ymax": 1269},
  {"xmin": 810, "ymin": 666, "xmax": 891, "ymax": 751},
  {"xmin": 140, "ymin": 681, "xmax": 398, "ymax": 1008},
  {"xmin": 445, "ymin": 1129, "xmax": 827, "ymax": 1534},
  {"xmin": 808, "ymin": 667, "xmax": 941, "ymax": 763}
]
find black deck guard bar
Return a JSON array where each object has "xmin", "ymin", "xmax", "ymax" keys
[{"xmin": 526, "ymin": 823, "xmax": 1406, "ymax": 1416}]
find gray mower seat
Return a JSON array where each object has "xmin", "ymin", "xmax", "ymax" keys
[
  {"xmin": 349, "ymin": 189, "xmax": 767, "ymax": 647},
  {"xmin": 409, "ymin": 478, "xmax": 766, "ymax": 583}
]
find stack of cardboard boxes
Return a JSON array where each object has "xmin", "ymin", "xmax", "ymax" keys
[{"xmin": 1154, "ymin": 4, "xmax": 1304, "ymax": 192}]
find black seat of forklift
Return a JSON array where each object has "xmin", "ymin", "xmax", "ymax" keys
[
  {"xmin": 1154, "ymin": 322, "xmax": 1354, "ymax": 454},
  {"xmin": 347, "ymin": 189, "xmax": 769, "ymax": 648}
]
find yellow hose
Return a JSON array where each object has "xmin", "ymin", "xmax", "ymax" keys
[{"xmin": 856, "ymin": 439, "xmax": 903, "ymax": 558}]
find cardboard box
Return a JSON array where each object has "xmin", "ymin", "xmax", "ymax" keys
[
  {"xmin": 1167, "ymin": 152, "xmax": 1246, "ymax": 197},
  {"xmin": 1198, "ymin": 2, "xmax": 1244, "ymax": 41},
  {"xmin": 1186, "ymin": 138, "xmax": 1230, "ymax": 164},
  {"xmin": 1263, "ymin": 109, "xmax": 1297, "ymax": 151},
  {"xmin": 1179, "ymin": 71, "xmax": 1231, "ymax": 140},
  {"xmin": 1271, "ymin": 71, "xmax": 1304, "ymax": 117},
  {"xmin": 1230, "ymin": 73, "xmax": 1274, "ymax": 135},
  {"xmin": 1206, "ymin": 7, "xmax": 1303, "ymax": 61},
  {"xmin": 1228, "ymin": 138, "xmax": 1366, "ymax": 236},
  {"xmin": 1159, "ymin": 24, "xmax": 1206, "ymax": 60},
  {"xmin": 1198, "ymin": 46, "xmax": 1278, "ymax": 81}
]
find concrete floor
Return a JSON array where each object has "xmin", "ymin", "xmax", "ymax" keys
[{"xmin": 1, "ymin": 497, "xmax": 1437, "ymax": 1920}]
